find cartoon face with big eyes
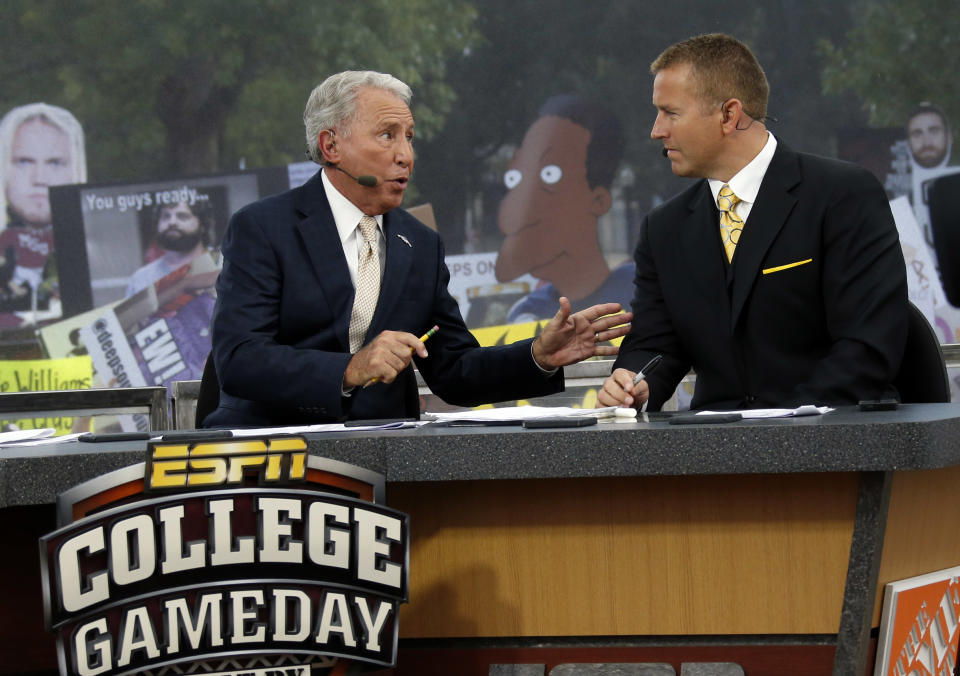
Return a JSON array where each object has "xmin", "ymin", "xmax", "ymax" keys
[{"xmin": 495, "ymin": 115, "xmax": 612, "ymax": 286}]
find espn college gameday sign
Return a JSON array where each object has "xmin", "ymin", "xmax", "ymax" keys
[{"xmin": 39, "ymin": 436, "xmax": 409, "ymax": 676}]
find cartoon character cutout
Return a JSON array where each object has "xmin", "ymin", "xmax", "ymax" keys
[{"xmin": 495, "ymin": 94, "xmax": 633, "ymax": 323}]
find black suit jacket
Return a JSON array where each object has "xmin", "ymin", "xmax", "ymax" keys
[
  {"xmin": 615, "ymin": 142, "xmax": 908, "ymax": 410},
  {"xmin": 205, "ymin": 171, "xmax": 562, "ymax": 427}
]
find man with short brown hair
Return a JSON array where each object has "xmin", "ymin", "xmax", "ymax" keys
[
  {"xmin": 649, "ymin": 32, "xmax": 770, "ymax": 126},
  {"xmin": 599, "ymin": 33, "xmax": 908, "ymax": 411}
]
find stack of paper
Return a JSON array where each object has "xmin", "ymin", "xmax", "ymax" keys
[
  {"xmin": 696, "ymin": 405, "xmax": 832, "ymax": 419},
  {"xmin": 423, "ymin": 406, "xmax": 617, "ymax": 424},
  {"xmin": 229, "ymin": 420, "xmax": 426, "ymax": 437},
  {"xmin": 0, "ymin": 428, "xmax": 58, "ymax": 447}
]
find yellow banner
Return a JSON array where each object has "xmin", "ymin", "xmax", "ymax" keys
[
  {"xmin": 469, "ymin": 317, "xmax": 627, "ymax": 347},
  {"xmin": 465, "ymin": 316, "xmax": 626, "ymax": 411},
  {"xmin": 0, "ymin": 357, "xmax": 93, "ymax": 434}
]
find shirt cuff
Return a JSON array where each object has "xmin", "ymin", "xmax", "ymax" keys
[{"xmin": 531, "ymin": 342, "xmax": 558, "ymax": 376}]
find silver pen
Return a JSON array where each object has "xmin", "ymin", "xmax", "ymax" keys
[
  {"xmin": 632, "ymin": 354, "xmax": 663, "ymax": 413},
  {"xmin": 633, "ymin": 354, "xmax": 663, "ymax": 386}
]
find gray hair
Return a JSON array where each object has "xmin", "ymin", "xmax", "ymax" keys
[{"xmin": 303, "ymin": 70, "xmax": 412, "ymax": 164}]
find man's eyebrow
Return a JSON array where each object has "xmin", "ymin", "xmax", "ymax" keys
[{"xmin": 379, "ymin": 119, "xmax": 414, "ymax": 132}]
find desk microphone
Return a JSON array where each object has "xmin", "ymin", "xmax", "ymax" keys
[{"xmin": 325, "ymin": 162, "xmax": 379, "ymax": 187}]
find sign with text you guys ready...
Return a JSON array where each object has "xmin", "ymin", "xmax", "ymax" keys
[{"xmin": 38, "ymin": 436, "xmax": 409, "ymax": 676}]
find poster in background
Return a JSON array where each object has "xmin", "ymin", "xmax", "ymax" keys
[
  {"xmin": 0, "ymin": 103, "xmax": 88, "ymax": 332},
  {"xmin": 890, "ymin": 196, "xmax": 941, "ymax": 327},
  {"xmin": 0, "ymin": 356, "xmax": 92, "ymax": 434},
  {"xmin": 37, "ymin": 302, "xmax": 120, "ymax": 361},
  {"xmin": 49, "ymin": 167, "xmax": 289, "ymax": 317},
  {"xmin": 80, "ymin": 253, "xmax": 218, "ymax": 394}
]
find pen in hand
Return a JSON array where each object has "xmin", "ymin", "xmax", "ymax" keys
[
  {"xmin": 632, "ymin": 354, "xmax": 663, "ymax": 412},
  {"xmin": 633, "ymin": 354, "xmax": 663, "ymax": 386},
  {"xmin": 364, "ymin": 325, "xmax": 439, "ymax": 387}
]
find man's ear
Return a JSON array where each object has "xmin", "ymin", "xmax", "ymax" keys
[
  {"xmin": 318, "ymin": 129, "xmax": 338, "ymax": 165},
  {"xmin": 720, "ymin": 98, "xmax": 745, "ymax": 135},
  {"xmin": 590, "ymin": 186, "xmax": 613, "ymax": 217}
]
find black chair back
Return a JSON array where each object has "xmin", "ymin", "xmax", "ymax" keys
[
  {"xmin": 195, "ymin": 353, "xmax": 220, "ymax": 427},
  {"xmin": 929, "ymin": 173, "xmax": 960, "ymax": 306},
  {"xmin": 893, "ymin": 302, "xmax": 950, "ymax": 403}
]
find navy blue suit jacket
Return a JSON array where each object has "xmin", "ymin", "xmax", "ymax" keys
[
  {"xmin": 614, "ymin": 142, "xmax": 908, "ymax": 410},
  {"xmin": 205, "ymin": 171, "xmax": 562, "ymax": 427}
]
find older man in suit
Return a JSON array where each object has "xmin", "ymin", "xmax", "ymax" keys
[
  {"xmin": 206, "ymin": 70, "xmax": 631, "ymax": 427},
  {"xmin": 598, "ymin": 33, "xmax": 908, "ymax": 412}
]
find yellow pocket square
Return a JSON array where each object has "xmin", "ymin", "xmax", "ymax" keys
[{"xmin": 762, "ymin": 258, "xmax": 813, "ymax": 275}]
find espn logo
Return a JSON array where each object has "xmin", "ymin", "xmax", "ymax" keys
[{"xmin": 147, "ymin": 437, "xmax": 308, "ymax": 490}]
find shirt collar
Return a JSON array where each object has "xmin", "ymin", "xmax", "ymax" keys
[
  {"xmin": 321, "ymin": 168, "xmax": 383, "ymax": 244},
  {"xmin": 708, "ymin": 131, "xmax": 777, "ymax": 205}
]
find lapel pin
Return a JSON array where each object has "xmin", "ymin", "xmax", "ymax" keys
[{"xmin": 397, "ymin": 233, "xmax": 412, "ymax": 248}]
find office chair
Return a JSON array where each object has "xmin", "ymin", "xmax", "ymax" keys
[
  {"xmin": 893, "ymin": 302, "xmax": 950, "ymax": 403},
  {"xmin": 929, "ymin": 173, "xmax": 960, "ymax": 306},
  {"xmin": 194, "ymin": 353, "xmax": 220, "ymax": 427}
]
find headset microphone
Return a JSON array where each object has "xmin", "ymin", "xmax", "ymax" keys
[
  {"xmin": 662, "ymin": 148, "xmax": 669, "ymax": 158},
  {"xmin": 324, "ymin": 162, "xmax": 380, "ymax": 188}
]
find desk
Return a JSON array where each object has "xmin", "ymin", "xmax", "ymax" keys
[{"xmin": 3, "ymin": 404, "xmax": 960, "ymax": 675}]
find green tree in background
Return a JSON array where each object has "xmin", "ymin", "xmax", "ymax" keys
[
  {"xmin": 0, "ymin": 0, "xmax": 913, "ymax": 256},
  {"xmin": 821, "ymin": 0, "xmax": 960, "ymax": 145},
  {"xmin": 0, "ymin": 0, "xmax": 477, "ymax": 180}
]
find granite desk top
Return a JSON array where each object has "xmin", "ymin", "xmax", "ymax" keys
[{"xmin": 3, "ymin": 403, "xmax": 960, "ymax": 508}]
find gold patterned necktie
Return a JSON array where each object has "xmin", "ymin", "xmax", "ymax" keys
[
  {"xmin": 348, "ymin": 215, "xmax": 381, "ymax": 353},
  {"xmin": 717, "ymin": 184, "xmax": 744, "ymax": 263}
]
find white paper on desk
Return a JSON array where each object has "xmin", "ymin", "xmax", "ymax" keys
[
  {"xmin": 423, "ymin": 405, "xmax": 618, "ymax": 423},
  {"xmin": 228, "ymin": 421, "xmax": 427, "ymax": 437},
  {"xmin": 0, "ymin": 428, "xmax": 57, "ymax": 445},
  {"xmin": 697, "ymin": 405, "xmax": 833, "ymax": 419},
  {"xmin": 1, "ymin": 432, "xmax": 85, "ymax": 448}
]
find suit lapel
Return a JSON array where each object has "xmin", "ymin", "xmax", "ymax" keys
[
  {"xmin": 681, "ymin": 182, "xmax": 729, "ymax": 307},
  {"xmin": 295, "ymin": 173, "xmax": 355, "ymax": 349},
  {"xmin": 368, "ymin": 210, "xmax": 414, "ymax": 338},
  {"xmin": 729, "ymin": 145, "xmax": 800, "ymax": 329}
]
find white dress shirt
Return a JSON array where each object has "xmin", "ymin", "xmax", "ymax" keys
[
  {"xmin": 321, "ymin": 168, "xmax": 385, "ymax": 286},
  {"xmin": 708, "ymin": 131, "xmax": 778, "ymax": 225}
]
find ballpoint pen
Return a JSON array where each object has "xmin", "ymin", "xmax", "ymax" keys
[
  {"xmin": 364, "ymin": 325, "xmax": 439, "ymax": 387},
  {"xmin": 633, "ymin": 354, "xmax": 663, "ymax": 387},
  {"xmin": 632, "ymin": 354, "xmax": 663, "ymax": 413}
]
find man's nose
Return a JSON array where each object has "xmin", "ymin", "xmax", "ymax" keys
[
  {"xmin": 396, "ymin": 139, "xmax": 414, "ymax": 166},
  {"xmin": 651, "ymin": 116, "xmax": 666, "ymax": 140}
]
